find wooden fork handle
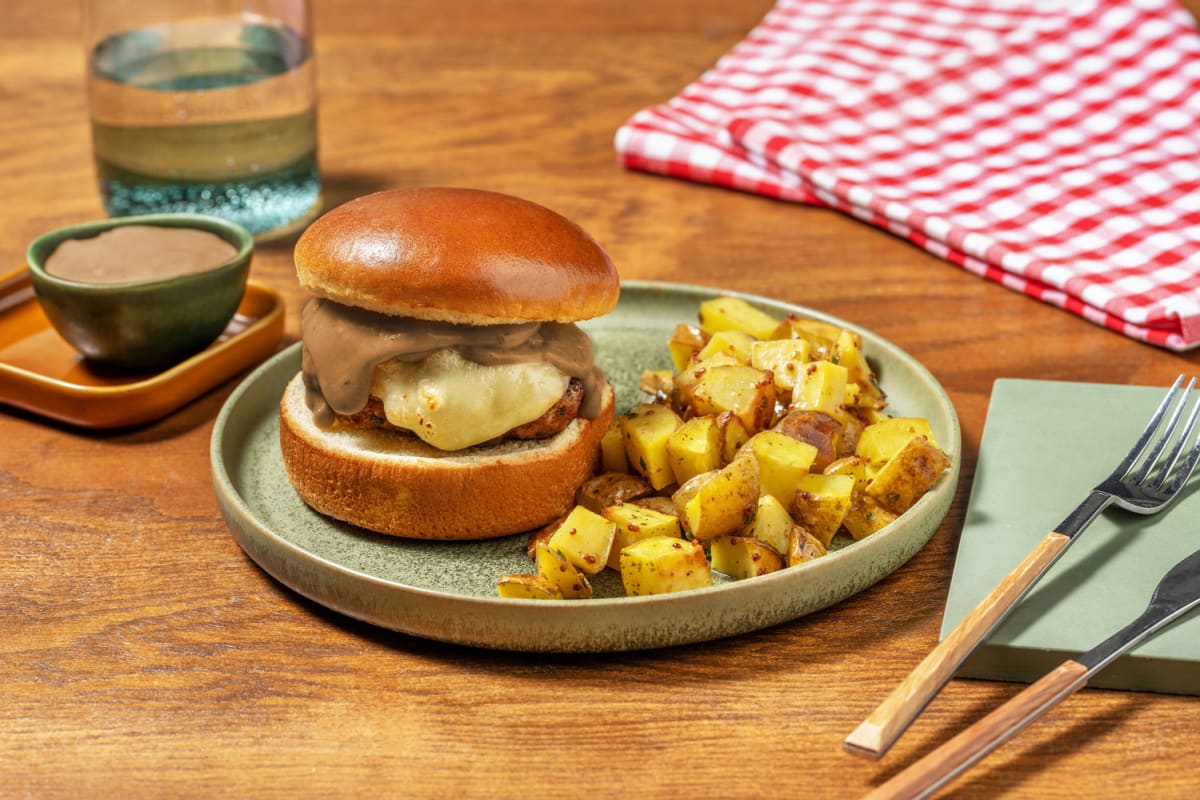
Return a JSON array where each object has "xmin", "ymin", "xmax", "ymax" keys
[
  {"xmin": 864, "ymin": 660, "xmax": 1090, "ymax": 799},
  {"xmin": 844, "ymin": 531, "xmax": 1072, "ymax": 759}
]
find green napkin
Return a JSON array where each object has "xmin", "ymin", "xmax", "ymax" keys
[{"xmin": 944, "ymin": 378, "xmax": 1200, "ymax": 694}]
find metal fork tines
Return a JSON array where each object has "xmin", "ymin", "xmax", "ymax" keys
[
  {"xmin": 844, "ymin": 375, "xmax": 1200, "ymax": 759},
  {"xmin": 1097, "ymin": 375, "xmax": 1200, "ymax": 512}
]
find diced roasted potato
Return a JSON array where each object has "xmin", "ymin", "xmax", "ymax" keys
[
  {"xmin": 831, "ymin": 409, "xmax": 866, "ymax": 456},
  {"xmin": 750, "ymin": 338, "xmax": 811, "ymax": 391},
  {"xmin": 496, "ymin": 573, "xmax": 563, "ymax": 600},
  {"xmin": 671, "ymin": 470, "xmax": 716, "ymax": 520},
  {"xmin": 842, "ymin": 493, "xmax": 899, "ymax": 540},
  {"xmin": 746, "ymin": 430, "xmax": 818, "ymax": 506},
  {"xmin": 742, "ymin": 493, "xmax": 795, "ymax": 556},
  {"xmin": 697, "ymin": 329, "xmax": 757, "ymax": 364},
  {"xmin": 668, "ymin": 355, "xmax": 737, "ymax": 415},
  {"xmin": 792, "ymin": 360, "xmax": 849, "ymax": 416},
  {"xmin": 824, "ymin": 454, "xmax": 869, "ymax": 488},
  {"xmin": 698, "ymin": 296, "xmax": 780, "ymax": 340},
  {"xmin": 666, "ymin": 415, "xmax": 723, "ymax": 485},
  {"xmin": 710, "ymin": 535, "xmax": 785, "ymax": 579},
  {"xmin": 534, "ymin": 543, "xmax": 592, "ymax": 599},
  {"xmin": 600, "ymin": 422, "xmax": 629, "ymax": 474},
  {"xmin": 547, "ymin": 506, "xmax": 616, "ymax": 575},
  {"xmin": 856, "ymin": 417, "xmax": 938, "ymax": 466},
  {"xmin": 631, "ymin": 495, "xmax": 678, "ymax": 516},
  {"xmin": 691, "ymin": 364, "xmax": 777, "ymax": 434},
  {"xmin": 668, "ymin": 323, "xmax": 709, "ymax": 371},
  {"xmin": 682, "ymin": 454, "xmax": 760, "ymax": 541},
  {"xmin": 575, "ymin": 472, "xmax": 653, "ymax": 514},
  {"xmin": 788, "ymin": 525, "xmax": 828, "ymax": 566},
  {"xmin": 773, "ymin": 408, "xmax": 843, "ymax": 471},
  {"xmin": 770, "ymin": 317, "xmax": 837, "ymax": 360},
  {"xmin": 833, "ymin": 329, "xmax": 885, "ymax": 410},
  {"xmin": 790, "ymin": 472, "xmax": 855, "ymax": 547},
  {"xmin": 619, "ymin": 403, "xmax": 683, "ymax": 490},
  {"xmin": 603, "ymin": 502, "xmax": 683, "ymax": 569},
  {"xmin": 620, "ymin": 536, "xmax": 713, "ymax": 596},
  {"xmin": 865, "ymin": 435, "xmax": 950, "ymax": 514},
  {"xmin": 638, "ymin": 369, "xmax": 674, "ymax": 399},
  {"xmin": 525, "ymin": 513, "xmax": 567, "ymax": 558},
  {"xmin": 715, "ymin": 410, "xmax": 751, "ymax": 463}
]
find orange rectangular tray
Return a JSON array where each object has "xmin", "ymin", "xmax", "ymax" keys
[{"xmin": 0, "ymin": 266, "xmax": 285, "ymax": 429}]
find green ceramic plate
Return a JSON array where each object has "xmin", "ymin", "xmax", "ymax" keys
[{"xmin": 210, "ymin": 281, "xmax": 960, "ymax": 652}]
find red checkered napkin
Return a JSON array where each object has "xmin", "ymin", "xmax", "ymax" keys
[{"xmin": 616, "ymin": 0, "xmax": 1200, "ymax": 350}]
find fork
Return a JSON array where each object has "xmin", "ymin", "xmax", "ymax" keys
[{"xmin": 843, "ymin": 375, "xmax": 1200, "ymax": 760}]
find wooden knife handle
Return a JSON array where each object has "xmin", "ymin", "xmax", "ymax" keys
[
  {"xmin": 864, "ymin": 660, "xmax": 1090, "ymax": 799},
  {"xmin": 844, "ymin": 531, "xmax": 1073, "ymax": 758}
]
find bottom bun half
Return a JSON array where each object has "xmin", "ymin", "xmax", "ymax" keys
[{"xmin": 279, "ymin": 372, "xmax": 615, "ymax": 540}]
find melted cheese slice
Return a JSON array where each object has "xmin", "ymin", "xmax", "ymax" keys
[{"xmin": 370, "ymin": 349, "xmax": 570, "ymax": 450}]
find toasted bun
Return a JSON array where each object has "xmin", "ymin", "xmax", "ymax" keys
[
  {"xmin": 279, "ymin": 372, "xmax": 615, "ymax": 540},
  {"xmin": 293, "ymin": 187, "xmax": 620, "ymax": 325}
]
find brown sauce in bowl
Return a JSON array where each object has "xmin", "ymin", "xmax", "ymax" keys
[{"xmin": 44, "ymin": 225, "xmax": 238, "ymax": 284}]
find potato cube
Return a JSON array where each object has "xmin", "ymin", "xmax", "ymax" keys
[
  {"xmin": 631, "ymin": 495, "xmax": 678, "ymax": 516},
  {"xmin": 833, "ymin": 329, "xmax": 885, "ymax": 410},
  {"xmin": 792, "ymin": 360, "xmax": 849, "ymax": 416},
  {"xmin": 534, "ymin": 543, "xmax": 592, "ymax": 599},
  {"xmin": 747, "ymin": 430, "xmax": 818, "ymax": 506},
  {"xmin": 671, "ymin": 470, "xmax": 716, "ymax": 520},
  {"xmin": 865, "ymin": 435, "xmax": 950, "ymax": 514},
  {"xmin": 691, "ymin": 364, "xmax": 777, "ymax": 434},
  {"xmin": 831, "ymin": 409, "xmax": 866, "ymax": 456},
  {"xmin": 856, "ymin": 417, "xmax": 938, "ymax": 465},
  {"xmin": 743, "ymin": 493, "xmax": 795, "ymax": 556},
  {"xmin": 772, "ymin": 408, "xmax": 843, "ymax": 472},
  {"xmin": 638, "ymin": 369, "xmax": 674, "ymax": 398},
  {"xmin": 788, "ymin": 525, "xmax": 828, "ymax": 566},
  {"xmin": 619, "ymin": 403, "xmax": 683, "ymax": 490},
  {"xmin": 620, "ymin": 536, "xmax": 713, "ymax": 596},
  {"xmin": 600, "ymin": 422, "xmax": 629, "ymax": 473},
  {"xmin": 770, "ymin": 317, "xmax": 837, "ymax": 360},
  {"xmin": 710, "ymin": 535, "xmax": 785, "ymax": 579},
  {"xmin": 602, "ymin": 503, "xmax": 682, "ymax": 569},
  {"xmin": 697, "ymin": 329, "xmax": 757, "ymax": 364},
  {"xmin": 750, "ymin": 338, "xmax": 811, "ymax": 391},
  {"xmin": 682, "ymin": 454, "xmax": 760, "ymax": 541},
  {"xmin": 575, "ymin": 472, "xmax": 653, "ymax": 515},
  {"xmin": 698, "ymin": 296, "xmax": 780, "ymax": 340},
  {"xmin": 824, "ymin": 454, "xmax": 869, "ymax": 489},
  {"xmin": 496, "ymin": 573, "xmax": 563, "ymax": 600},
  {"xmin": 715, "ymin": 410, "xmax": 751, "ymax": 463},
  {"xmin": 842, "ymin": 493, "xmax": 899, "ymax": 540},
  {"xmin": 667, "ymin": 415, "xmax": 723, "ymax": 485},
  {"xmin": 670, "ymin": 355, "xmax": 736, "ymax": 414},
  {"xmin": 547, "ymin": 506, "xmax": 616, "ymax": 575},
  {"xmin": 668, "ymin": 323, "xmax": 709, "ymax": 371},
  {"xmin": 790, "ymin": 472, "xmax": 854, "ymax": 547}
]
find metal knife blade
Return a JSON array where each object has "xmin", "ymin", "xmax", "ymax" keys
[{"xmin": 1077, "ymin": 546, "xmax": 1200, "ymax": 672}]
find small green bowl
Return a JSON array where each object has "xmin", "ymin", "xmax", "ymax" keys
[{"xmin": 27, "ymin": 213, "xmax": 253, "ymax": 370}]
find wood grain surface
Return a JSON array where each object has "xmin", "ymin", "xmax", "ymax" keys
[{"xmin": 3, "ymin": 2, "xmax": 1200, "ymax": 798}]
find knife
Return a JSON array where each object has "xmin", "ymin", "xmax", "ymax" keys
[{"xmin": 864, "ymin": 546, "xmax": 1200, "ymax": 800}]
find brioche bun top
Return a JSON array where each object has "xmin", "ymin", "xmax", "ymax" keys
[{"xmin": 293, "ymin": 187, "xmax": 620, "ymax": 325}]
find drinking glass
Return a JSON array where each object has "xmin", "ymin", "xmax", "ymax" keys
[{"xmin": 82, "ymin": 0, "xmax": 321, "ymax": 241}]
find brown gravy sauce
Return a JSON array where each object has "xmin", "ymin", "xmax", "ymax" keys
[
  {"xmin": 301, "ymin": 298, "xmax": 606, "ymax": 429},
  {"xmin": 44, "ymin": 225, "xmax": 238, "ymax": 284}
]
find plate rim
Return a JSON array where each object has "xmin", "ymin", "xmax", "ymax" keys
[{"xmin": 211, "ymin": 280, "xmax": 961, "ymax": 650}]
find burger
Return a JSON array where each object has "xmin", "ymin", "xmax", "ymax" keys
[{"xmin": 279, "ymin": 187, "xmax": 619, "ymax": 540}]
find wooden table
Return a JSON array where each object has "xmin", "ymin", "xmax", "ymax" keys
[{"xmin": 3, "ymin": 2, "xmax": 1198, "ymax": 797}]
